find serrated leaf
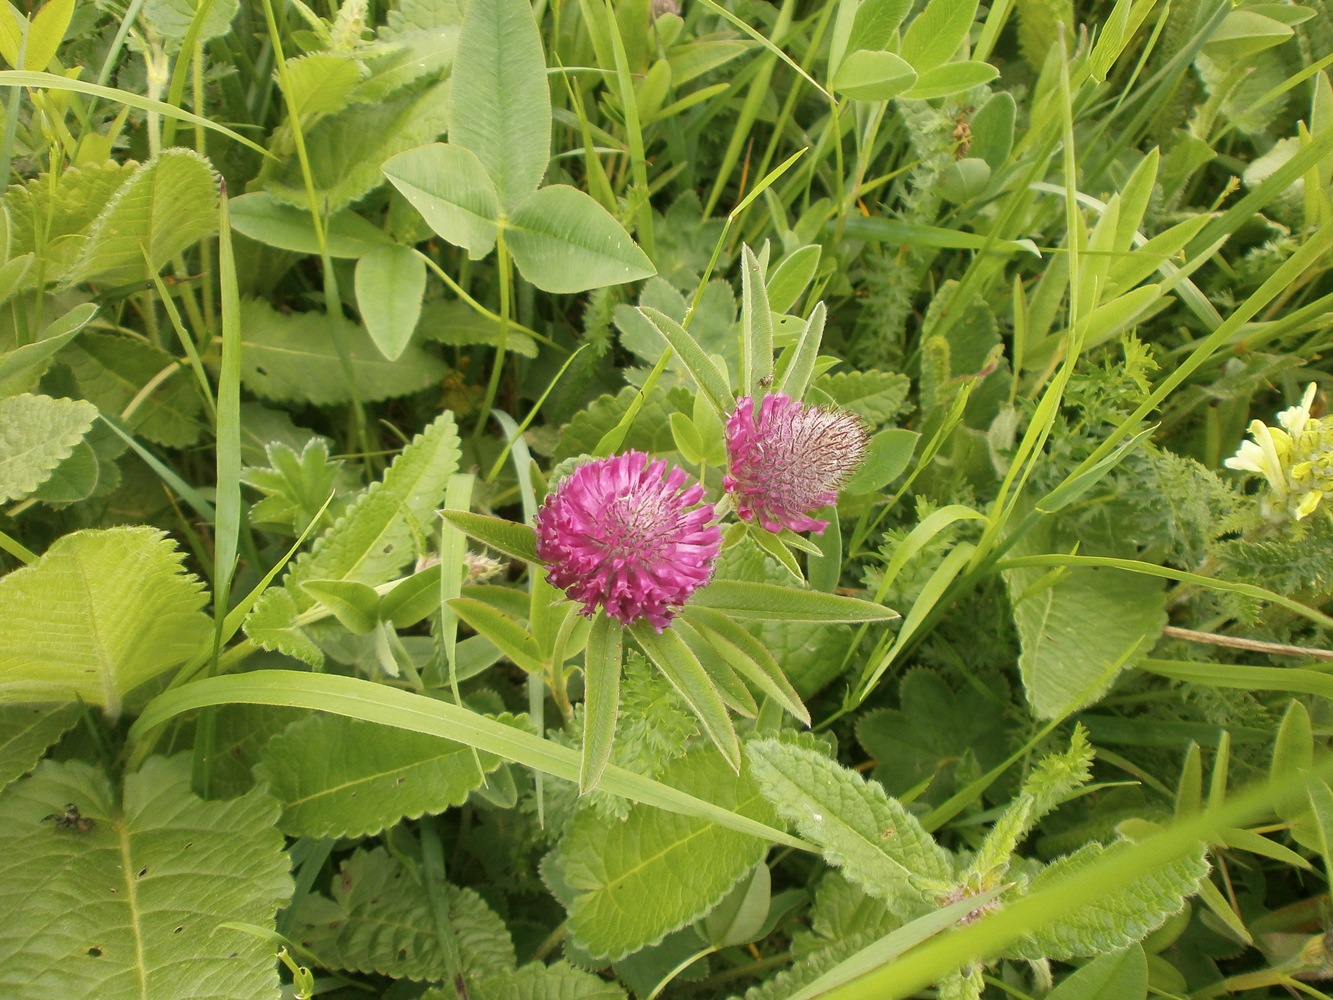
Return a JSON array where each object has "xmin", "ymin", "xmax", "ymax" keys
[
  {"xmin": 0, "ymin": 527, "xmax": 209, "ymax": 718},
  {"xmin": 745, "ymin": 738, "xmax": 952, "ymax": 920},
  {"xmin": 507, "ymin": 185, "xmax": 655, "ymax": 293},
  {"xmin": 382, "ymin": 142, "xmax": 500, "ymax": 259},
  {"xmin": 555, "ymin": 747, "xmax": 778, "ymax": 960},
  {"xmin": 280, "ymin": 52, "xmax": 361, "ymax": 117},
  {"xmin": 263, "ymin": 81, "xmax": 450, "ymax": 214},
  {"xmin": 257, "ymin": 714, "xmax": 513, "ymax": 837},
  {"xmin": 448, "ymin": 0, "xmax": 550, "ymax": 207},
  {"xmin": 0, "ymin": 703, "xmax": 80, "ymax": 789},
  {"xmin": 1004, "ymin": 560, "xmax": 1166, "ymax": 719},
  {"xmin": 244, "ymin": 412, "xmax": 460, "ymax": 657},
  {"xmin": 30, "ymin": 438, "xmax": 99, "ymax": 502},
  {"xmin": 143, "ymin": 0, "xmax": 238, "ymax": 41},
  {"xmin": 5, "ymin": 161, "xmax": 136, "ymax": 281},
  {"xmin": 290, "ymin": 846, "xmax": 514, "ymax": 981},
  {"xmin": 62, "ymin": 332, "xmax": 204, "ymax": 447},
  {"xmin": 64, "ymin": 149, "xmax": 217, "ymax": 287},
  {"xmin": 0, "ymin": 392, "xmax": 97, "ymax": 502},
  {"xmin": 469, "ymin": 961, "xmax": 628, "ymax": 1000},
  {"xmin": 553, "ymin": 386, "xmax": 692, "ymax": 464},
  {"xmin": 816, "ymin": 369, "xmax": 911, "ymax": 425},
  {"xmin": 0, "ymin": 756, "xmax": 291, "ymax": 999},
  {"xmin": 237, "ymin": 297, "xmax": 446, "ymax": 405},
  {"xmin": 1008, "ymin": 840, "xmax": 1208, "ymax": 960}
]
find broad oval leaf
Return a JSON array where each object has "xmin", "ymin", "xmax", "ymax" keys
[
  {"xmin": 900, "ymin": 0, "xmax": 979, "ymax": 73},
  {"xmin": 506, "ymin": 185, "xmax": 656, "ymax": 294},
  {"xmin": 228, "ymin": 191, "xmax": 393, "ymax": 258},
  {"xmin": 382, "ymin": 142, "xmax": 500, "ymax": 259},
  {"xmin": 901, "ymin": 59, "xmax": 999, "ymax": 101},
  {"xmin": 0, "ymin": 526, "xmax": 210, "ymax": 718},
  {"xmin": 0, "ymin": 756, "xmax": 291, "ymax": 999},
  {"xmin": 448, "ymin": 0, "xmax": 551, "ymax": 207},
  {"xmin": 355, "ymin": 244, "xmax": 426, "ymax": 361},
  {"xmin": 831, "ymin": 49, "xmax": 916, "ymax": 102}
]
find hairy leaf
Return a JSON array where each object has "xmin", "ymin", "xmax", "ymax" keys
[
  {"xmin": 746, "ymin": 738, "xmax": 952, "ymax": 919},
  {"xmin": 816, "ymin": 369, "xmax": 912, "ymax": 425},
  {"xmin": 290, "ymin": 846, "xmax": 515, "ymax": 981},
  {"xmin": 62, "ymin": 333, "xmax": 205, "ymax": 447},
  {"xmin": 0, "ymin": 756, "xmax": 291, "ymax": 998},
  {"xmin": 257, "ymin": 713, "xmax": 517, "ymax": 838},
  {"xmin": 5, "ymin": 161, "xmax": 137, "ymax": 282},
  {"xmin": 0, "ymin": 392, "xmax": 97, "ymax": 502},
  {"xmin": 468, "ymin": 961, "xmax": 628, "ymax": 999},
  {"xmin": 555, "ymin": 747, "xmax": 778, "ymax": 960},
  {"xmin": 0, "ymin": 527, "xmax": 209, "ymax": 717}
]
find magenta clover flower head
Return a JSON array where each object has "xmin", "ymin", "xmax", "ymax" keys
[
  {"xmin": 724, "ymin": 393, "xmax": 869, "ymax": 534},
  {"xmin": 534, "ymin": 451, "xmax": 721, "ymax": 631}
]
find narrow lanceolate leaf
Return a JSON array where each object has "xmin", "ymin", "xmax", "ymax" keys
[
  {"xmin": 636, "ymin": 306, "xmax": 734, "ymax": 418},
  {"xmin": 580, "ymin": 614, "xmax": 624, "ymax": 793},
  {"xmin": 257, "ymin": 714, "xmax": 517, "ymax": 838},
  {"xmin": 290, "ymin": 847, "xmax": 515, "ymax": 982},
  {"xmin": 632, "ymin": 623, "xmax": 741, "ymax": 772},
  {"xmin": 440, "ymin": 509, "xmax": 540, "ymax": 563},
  {"xmin": 0, "ymin": 756, "xmax": 292, "ymax": 999},
  {"xmin": 1006, "ymin": 839, "xmax": 1208, "ymax": 960},
  {"xmin": 381, "ymin": 143, "xmax": 499, "ymax": 259},
  {"xmin": 555, "ymin": 747, "xmax": 778, "ymax": 960},
  {"xmin": 0, "ymin": 527, "xmax": 210, "ymax": 718},
  {"xmin": 448, "ymin": 0, "xmax": 551, "ymax": 208},
  {"xmin": 0, "ymin": 393, "xmax": 97, "ymax": 502},
  {"xmin": 0, "ymin": 704, "xmax": 81, "ymax": 789},
  {"xmin": 692, "ymin": 580, "xmax": 898, "ymax": 623},
  {"xmin": 506, "ymin": 185, "xmax": 655, "ymax": 293},
  {"xmin": 681, "ymin": 607, "xmax": 809, "ymax": 725},
  {"xmin": 745, "ymin": 739, "xmax": 953, "ymax": 921},
  {"xmin": 1003, "ymin": 559, "xmax": 1166, "ymax": 719},
  {"xmin": 740, "ymin": 244, "xmax": 773, "ymax": 391},
  {"xmin": 449, "ymin": 597, "xmax": 546, "ymax": 674}
]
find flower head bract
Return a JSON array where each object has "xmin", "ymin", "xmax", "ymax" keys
[
  {"xmin": 534, "ymin": 451, "xmax": 720, "ymax": 631},
  {"xmin": 724, "ymin": 393, "xmax": 868, "ymax": 534}
]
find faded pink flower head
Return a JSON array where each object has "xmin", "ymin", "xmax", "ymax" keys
[
  {"xmin": 534, "ymin": 451, "xmax": 721, "ymax": 631},
  {"xmin": 724, "ymin": 393, "xmax": 868, "ymax": 534}
]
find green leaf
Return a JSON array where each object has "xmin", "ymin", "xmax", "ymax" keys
[
  {"xmin": 1003, "ymin": 558, "xmax": 1166, "ymax": 719},
  {"xmin": 507, "ymin": 185, "xmax": 656, "ymax": 293},
  {"xmin": 0, "ymin": 393, "xmax": 97, "ymax": 502},
  {"xmin": 228, "ymin": 192, "xmax": 394, "ymax": 258},
  {"xmin": 555, "ymin": 747, "xmax": 778, "ymax": 960},
  {"xmin": 581, "ymin": 614, "xmax": 624, "ymax": 793},
  {"xmin": 144, "ymin": 0, "xmax": 238, "ymax": 41},
  {"xmin": 280, "ymin": 52, "xmax": 361, "ymax": 117},
  {"xmin": 380, "ymin": 563, "xmax": 443, "ymax": 627},
  {"xmin": 831, "ymin": 49, "xmax": 916, "ymax": 102},
  {"xmin": 0, "ymin": 302, "xmax": 97, "ymax": 395},
  {"xmin": 257, "ymin": 714, "xmax": 512, "ymax": 838},
  {"xmin": 5, "ymin": 0, "xmax": 72, "ymax": 70},
  {"xmin": 0, "ymin": 704, "xmax": 80, "ymax": 789},
  {"xmin": 289, "ymin": 846, "xmax": 514, "ymax": 981},
  {"xmin": 237, "ymin": 297, "xmax": 446, "ymax": 405},
  {"xmin": 740, "ymin": 244, "xmax": 774, "ymax": 391},
  {"xmin": 449, "ymin": 597, "xmax": 546, "ymax": 673},
  {"xmin": 817, "ymin": 368, "xmax": 912, "ymax": 425},
  {"xmin": 240, "ymin": 438, "xmax": 345, "ymax": 535},
  {"xmin": 634, "ymin": 307, "xmax": 733, "ymax": 417},
  {"xmin": 692, "ymin": 580, "xmax": 898, "ymax": 623},
  {"xmin": 62, "ymin": 332, "xmax": 205, "ymax": 448},
  {"xmin": 262, "ymin": 81, "xmax": 450, "ymax": 215},
  {"xmin": 355, "ymin": 244, "xmax": 426, "ymax": 361},
  {"xmin": 64, "ymin": 149, "xmax": 217, "ymax": 287},
  {"xmin": 843, "ymin": 428, "xmax": 918, "ymax": 494},
  {"xmin": 901, "ymin": 60, "xmax": 998, "ymax": 100},
  {"xmin": 0, "ymin": 527, "xmax": 209, "ymax": 718},
  {"xmin": 766, "ymin": 244, "xmax": 821, "ymax": 314},
  {"xmin": 470, "ymin": 961, "xmax": 628, "ymax": 1000},
  {"xmin": 1007, "ymin": 839, "xmax": 1207, "ymax": 960},
  {"xmin": 1046, "ymin": 946, "xmax": 1148, "ymax": 1000},
  {"xmin": 448, "ymin": 0, "xmax": 551, "ymax": 207},
  {"xmin": 900, "ymin": 0, "xmax": 979, "ymax": 73},
  {"xmin": 300, "ymin": 579, "xmax": 381, "ymax": 634},
  {"xmin": 632, "ymin": 623, "xmax": 740, "ymax": 771},
  {"xmin": 382, "ymin": 142, "xmax": 500, "ymax": 259},
  {"xmin": 440, "ymin": 510, "xmax": 539, "ymax": 563},
  {"xmin": 0, "ymin": 756, "xmax": 291, "ymax": 998},
  {"xmin": 30, "ymin": 439, "xmax": 99, "ymax": 502},
  {"xmin": 246, "ymin": 412, "xmax": 460, "ymax": 660},
  {"xmin": 699, "ymin": 862, "xmax": 770, "ymax": 948},
  {"xmin": 680, "ymin": 607, "xmax": 809, "ymax": 724},
  {"xmin": 745, "ymin": 738, "xmax": 952, "ymax": 921}
]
